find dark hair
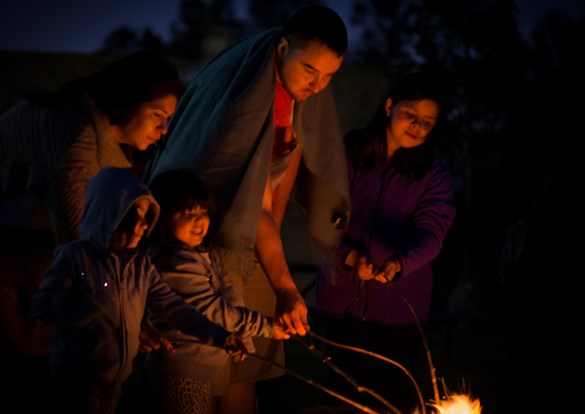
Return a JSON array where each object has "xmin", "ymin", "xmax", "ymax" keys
[
  {"xmin": 282, "ymin": 6, "xmax": 347, "ymax": 57},
  {"xmin": 87, "ymin": 50, "xmax": 184, "ymax": 125},
  {"xmin": 29, "ymin": 50, "xmax": 184, "ymax": 126},
  {"xmin": 346, "ymin": 71, "xmax": 447, "ymax": 180},
  {"xmin": 147, "ymin": 169, "xmax": 213, "ymax": 246}
]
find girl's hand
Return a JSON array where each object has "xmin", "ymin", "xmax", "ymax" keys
[
  {"xmin": 225, "ymin": 332, "xmax": 250, "ymax": 362},
  {"xmin": 356, "ymin": 255, "xmax": 377, "ymax": 281},
  {"xmin": 138, "ymin": 317, "xmax": 175, "ymax": 353},
  {"xmin": 376, "ymin": 258, "xmax": 401, "ymax": 282}
]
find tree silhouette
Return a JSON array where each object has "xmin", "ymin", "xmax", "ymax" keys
[
  {"xmin": 100, "ymin": 26, "xmax": 140, "ymax": 54},
  {"xmin": 99, "ymin": 26, "xmax": 167, "ymax": 55},
  {"xmin": 166, "ymin": 0, "xmax": 244, "ymax": 59},
  {"xmin": 246, "ymin": 0, "xmax": 323, "ymax": 31}
]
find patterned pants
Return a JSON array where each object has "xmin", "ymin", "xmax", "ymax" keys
[{"xmin": 152, "ymin": 375, "xmax": 213, "ymax": 414}]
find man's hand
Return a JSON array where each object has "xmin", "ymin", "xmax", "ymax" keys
[
  {"xmin": 272, "ymin": 321, "xmax": 291, "ymax": 340},
  {"xmin": 139, "ymin": 317, "xmax": 175, "ymax": 353},
  {"xmin": 275, "ymin": 288, "xmax": 309, "ymax": 336},
  {"xmin": 254, "ymin": 173, "xmax": 310, "ymax": 336}
]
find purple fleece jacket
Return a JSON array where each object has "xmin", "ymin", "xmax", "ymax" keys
[{"xmin": 316, "ymin": 155, "xmax": 456, "ymax": 325}]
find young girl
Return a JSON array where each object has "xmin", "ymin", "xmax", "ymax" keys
[
  {"xmin": 143, "ymin": 169, "xmax": 289, "ymax": 414},
  {"xmin": 315, "ymin": 72, "xmax": 456, "ymax": 412},
  {"xmin": 31, "ymin": 167, "xmax": 247, "ymax": 414}
]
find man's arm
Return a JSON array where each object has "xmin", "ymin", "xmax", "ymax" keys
[
  {"xmin": 271, "ymin": 145, "xmax": 302, "ymax": 231},
  {"xmin": 254, "ymin": 174, "xmax": 308, "ymax": 336}
]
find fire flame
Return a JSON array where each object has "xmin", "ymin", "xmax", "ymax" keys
[{"xmin": 427, "ymin": 394, "xmax": 482, "ymax": 414}]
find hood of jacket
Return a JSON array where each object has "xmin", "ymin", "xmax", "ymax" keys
[{"xmin": 80, "ymin": 166, "xmax": 160, "ymax": 249}]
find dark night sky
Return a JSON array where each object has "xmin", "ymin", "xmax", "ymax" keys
[
  {"xmin": 0, "ymin": 0, "xmax": 351, "ymax": 53},
  {"xmin": 1, "ymin": 0, "xmax": 583, "ymax": 54}
]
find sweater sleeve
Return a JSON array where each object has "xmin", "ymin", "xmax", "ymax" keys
[
  {"xmin": 157, "ymin": 248, "xmax": 273, "ymax": 338},
  {"xmin": 396, "ymin": 159, "xmax": 456, "ymax": 278},
  {"xmin": 31, "ymin": 245, "xmax": 94, "ymax": 325},
  {"xmin": 31, "ymin": 246, "xmax": 73, "ymax": 324},
  {"xmin": 145, "ymin": 265, "xmax": 231, "ymax": 349},
  {"xmin": 49, "ymin": 103, "xmax": 130, "ymax": 241}
]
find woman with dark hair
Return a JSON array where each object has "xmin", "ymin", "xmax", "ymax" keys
[
  {"xmin": 0, "ymin": 50, "xmax": 184, "ymax": 411},
  {"xmin": 0, "ymin": 49, "xmax": 185, "ymax": 242},
  {"xmin": 315, "ymin": 72, "xmax": 456, "ymax": 413}
]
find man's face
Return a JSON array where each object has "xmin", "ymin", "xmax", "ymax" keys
[{"xmin": 276, "ymin": 37, "xmax": 343, "ymax": 102}]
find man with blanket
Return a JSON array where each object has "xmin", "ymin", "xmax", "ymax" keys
[{"xmin": 143, "ymin": 6, "xmax": 350, "ymax": 412}]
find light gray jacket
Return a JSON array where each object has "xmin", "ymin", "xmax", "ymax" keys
[{"xmin": 146, "ymin": 241, "xmax": 273, "ymax": 390}]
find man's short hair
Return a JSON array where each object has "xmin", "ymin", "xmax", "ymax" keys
[{"xmin": 282, "ymin": 5, "xmax": 348, "ymax": 57}]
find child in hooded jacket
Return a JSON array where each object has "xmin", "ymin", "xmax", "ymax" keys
[
  {"xmin": 142, "ymin": 169, "xmax": 289, "ymax": 414},
  {"xmin": 31, "ymin": 166, "xmax": 247, "ymax": 414}
]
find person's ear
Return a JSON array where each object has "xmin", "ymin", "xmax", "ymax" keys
[
  {"xmin": 277, "ymin": 37, "xmax": 289, "ymax": 57},
  {"xmin": 385, "ymin": 98, "xmax": 393, "ymax": 117}
]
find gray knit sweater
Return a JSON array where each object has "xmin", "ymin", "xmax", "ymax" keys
[{"xmin": 0, "ymin": 94, "xmax": 130, "ymax": 238}]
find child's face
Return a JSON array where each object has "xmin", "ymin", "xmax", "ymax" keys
[
  {"xmin": 170, "ymin": 206, "xmax": 210, "ymax": 249},
  {"xmin": 118, "ymin": 198, "xmax": 151, "ymax": 249}
]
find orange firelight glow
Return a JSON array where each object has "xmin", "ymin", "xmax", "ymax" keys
[{"xmin": 427, "ymin": 394, "xmax": 482, "ymax": 414}]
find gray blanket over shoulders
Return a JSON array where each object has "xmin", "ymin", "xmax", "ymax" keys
[{"xmin": 145, "ymin": 28, "xmax": 350, "ymax": 252}]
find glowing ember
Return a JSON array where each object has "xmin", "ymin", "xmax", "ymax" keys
[{"xmin": 427, "ymin": 394, "xmax": 482, "ymax": 414}]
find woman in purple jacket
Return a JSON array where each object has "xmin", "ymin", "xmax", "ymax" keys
[{"xmin": 315, "ymin": 71, "xmax": 456, "ymax": 413}]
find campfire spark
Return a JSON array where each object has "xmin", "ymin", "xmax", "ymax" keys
[{"xmin": 426, "ymin": 394, "xmax": 482, "ymax": 414}]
